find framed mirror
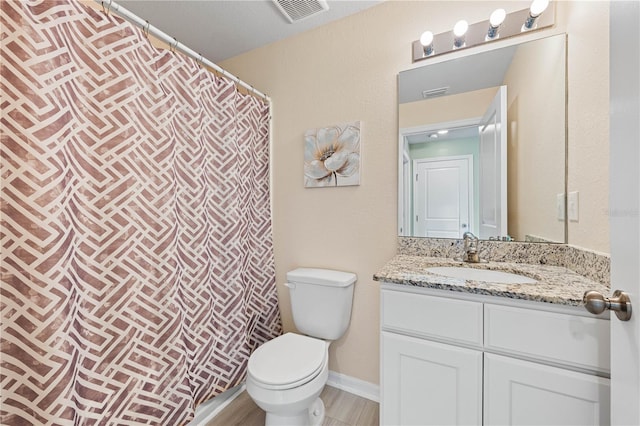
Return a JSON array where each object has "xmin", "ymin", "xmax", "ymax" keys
[{"xmin": 398, "ymin": 34, "xmax": 566, "ymax": 243}]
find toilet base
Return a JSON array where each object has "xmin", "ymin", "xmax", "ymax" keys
[
  {"xmin": 246, "ymin": 337, "xmax": 332, "ymax": 426},
  {"xmin": 265, "ymin": 397, "xmax": 325, "ymax": 426}
]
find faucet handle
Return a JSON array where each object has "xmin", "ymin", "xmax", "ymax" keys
[
  {"xmin": 461, "ymin": 231, "xmax": 484, "ymax": 263},
  {"xmin": 462, "ymin": 231, "xmax": 478, "ymax": 240}
]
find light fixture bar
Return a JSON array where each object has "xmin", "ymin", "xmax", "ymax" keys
[{"xmin": 412, "ymin": 4, "xmax": 555, "ymax": 63}]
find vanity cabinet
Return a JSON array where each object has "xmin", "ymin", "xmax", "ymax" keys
[{"xmin": 380, "ymin": 285, "xmax": 610, "ymax": 426}]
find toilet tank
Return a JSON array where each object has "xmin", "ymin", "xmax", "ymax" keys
[{"xmin": 286, "ymin": 268, "xmax": 356, "ymax": 341}]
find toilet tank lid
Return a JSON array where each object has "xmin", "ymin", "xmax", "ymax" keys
[{"xmin": 287, "ymin": 268, "xmax": 357, "ymax": 287}]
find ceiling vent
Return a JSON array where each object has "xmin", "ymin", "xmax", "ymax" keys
[
  {"xmin": 422, "ymin": 87, "xmax": 450, "ymax": 99},
  {"xmin": 272, "ymin": 0, "xmax": 329, "ymax": 23}
]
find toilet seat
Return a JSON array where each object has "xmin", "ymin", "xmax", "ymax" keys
[{"xmin": 248, "ymin": 333, "xmax": 327, "ymax": 390}]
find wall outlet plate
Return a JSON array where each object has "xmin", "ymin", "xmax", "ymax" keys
[{"xmin": 568, "ymin": 191, "xmax": 579, "ymax": 222}]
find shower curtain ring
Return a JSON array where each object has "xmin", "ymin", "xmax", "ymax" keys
[
  {"xmin": 197, "ymin": 54, "xmax": 204, "ymax": 68},
  {"xmin": 143, "ymin": 20, "xmax": 150, "ymax": 38},
  {"xmin": 170, "ymin": 37, "xmax": 178, "ymax": 53},
  {"xmin": 105, "ymin": 0, "xmax": 113, "ymax": 15}
]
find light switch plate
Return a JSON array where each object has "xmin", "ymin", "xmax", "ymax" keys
[
  {"xmin": 557, "ymin": 193, "xmax": 565, "ymax": 221},
  {"xmin": 568, "ymin": 191, "xmax": 579, "ymax": 222}
]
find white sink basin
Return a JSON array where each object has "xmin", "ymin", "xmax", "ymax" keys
[{"xmin": 426, "ymin": 267, "xmax": 537, "ymax": 284}]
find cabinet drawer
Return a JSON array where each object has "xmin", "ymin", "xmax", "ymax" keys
[
  {"xmin": 382, "ymin": 289, "xmax": 483, "ymax": 347},
  {"xmin": 484, "ymin": 304, "xmax": 610, "ymax": 373}
]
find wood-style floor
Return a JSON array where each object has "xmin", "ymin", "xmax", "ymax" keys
[{"xmin": 206, "ymin": 385, "xmax": 379, "ymax": 426}]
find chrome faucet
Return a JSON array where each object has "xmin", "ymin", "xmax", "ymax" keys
[{"xmin": 462, "ymin": 231, "xmax": 482, "ymax": 263}]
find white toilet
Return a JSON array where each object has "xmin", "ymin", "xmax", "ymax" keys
[{"xmin": 246, "ymin": 268, "xmax": 357, "ymax": 426}]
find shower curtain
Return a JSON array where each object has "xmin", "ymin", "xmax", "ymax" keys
[{"xmin": 0, "ymin": 1, "xmax": 282, "ymax": 424}]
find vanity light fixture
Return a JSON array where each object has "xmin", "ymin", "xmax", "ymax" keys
[
  {"xmin": 420, "ymin": 31, "xmax": 435, "ymax": 56},
  {"xmin": 523, "ymin": 0, "xmax": 549, "ymax": 30},
  {"xmin": 487, "ymin": 8, "xmax": 506, "ymax": 40},
  {"xmin": 453, "ymin": 20, "xmax": 469, "ymax": 48},
  {"xmin": 412, "ymin": 0, "xmax": 554, "ymax": 62}
]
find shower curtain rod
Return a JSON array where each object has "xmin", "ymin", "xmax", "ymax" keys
[{"xmin": 94, "ymin": 0, "xmax": 271, "ymax": 103}]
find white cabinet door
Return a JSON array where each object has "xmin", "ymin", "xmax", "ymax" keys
[
  {"xmin": 484, "ymin": 353, "xmax": 610, "ymax": 426},
  {"xmin": 381, "ymin": 331, "xmax": 482, "ymax": 426}
]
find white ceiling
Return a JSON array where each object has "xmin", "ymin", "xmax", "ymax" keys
[{"xmin": 116, "ymin": 0, "xmax": 382, "ymax": 63}]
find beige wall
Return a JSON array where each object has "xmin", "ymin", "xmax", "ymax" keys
[
  {"xmin": 221, "ymin": 1, "xmax": 610, "ymax": 385},
  {"xmin": 563, "ymin": 1, "xmax": 610, "ymax": 254}
]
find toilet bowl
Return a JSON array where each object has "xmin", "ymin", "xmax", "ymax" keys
[
  {"xmin": 246, "ymin": 333, "xmax": 330, "ymax": 426},
  {"xmin": 245, "ymin": 268, "xmax": 357, "ymax": 426}
]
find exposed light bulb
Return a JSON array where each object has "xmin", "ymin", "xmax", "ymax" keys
[
  {"xmin": 420, "ymin": 31, "xmax": 434, "ymax": 55},
  {"xmin": 453, "ymin": 20, "xmax": 468, "ymax": 48},
  {"xmin": 530, "ymin": 0, "xmax": 549, "ymax": 17},
  {"xmin": 453, "ymin": 20, "xmax": 469, "ymax": 37},
  {"xmin": 524, "ymin": 0, "xmax": 549, "ymax": 29},
  {"xmin": 490, "ymin": 8, "xmax": 506, "ymax": 27},
  {"xmin": 487, "ymin": 8, "xmax": 506, "ymax": 39},
  {"xmin": 420, "ymin": 31, "xmax": 434, "ymax": 46}
]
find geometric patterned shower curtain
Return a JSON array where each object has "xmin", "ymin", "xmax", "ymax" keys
[{"xmin": 0, "ymin": 1, "xmax": 282, "ymax": 424}]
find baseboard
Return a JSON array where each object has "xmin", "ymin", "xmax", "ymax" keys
[
  {"xmin": 191, "ymin": 371, "xmax": 379, "ymax": 424},
  {"xmin": 327, "ymin": 370, "xmax": 380, "ymax": 403},
  {"xmin": 189, "ymin": 383, "xmax": 245, "ymax": 425}
]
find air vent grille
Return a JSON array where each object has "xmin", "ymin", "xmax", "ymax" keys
[
  {"xmin": 272, "ymin": 0, "xmax": 329, "ymax": 23},
  {"xmin": 422, "ymin": 87, "xmax": 449, "ymax": 99}
]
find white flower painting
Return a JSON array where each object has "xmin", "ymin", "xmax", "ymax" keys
[{"xmin": 304, "ymin": 121, "xmax": 361, "ymax": 188}]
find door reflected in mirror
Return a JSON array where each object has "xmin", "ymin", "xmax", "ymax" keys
[{"xmin": 398, "ymin": 34, "xmax": 566, "ymax": 243}]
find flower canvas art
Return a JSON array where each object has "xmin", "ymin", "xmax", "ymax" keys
[{"xmin": 304, "ymin": 121, "xmax": 361, "ymax": 187}]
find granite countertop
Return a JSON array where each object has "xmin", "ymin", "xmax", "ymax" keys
[{"xmin": 373, "ymin": 255, "xmax": 611, "ymax": 306}]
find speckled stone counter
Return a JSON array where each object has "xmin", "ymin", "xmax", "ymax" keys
[
  {"xmin": 398, "ymin": 237, "xmax": 611, "ymax": 286},
  {"xmin": 373, "ymin": 255, "xmax": 611, "ymax": 306}
]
